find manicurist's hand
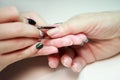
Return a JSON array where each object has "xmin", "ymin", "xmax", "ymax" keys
[{"xmin": 0, "ymin": 7, "xmax": 58, "ymax": 71}]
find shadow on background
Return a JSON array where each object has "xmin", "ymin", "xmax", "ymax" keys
[{"xmin": 0, "ymin": 56, "xmax": 50, "ymax": 80}]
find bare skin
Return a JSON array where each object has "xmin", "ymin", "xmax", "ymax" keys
[
  {"xmin": 0, "ymin": 7, "xmax": 58, "ymax": 71},
  {"xmin": 47, "ymin": 11, "xmax": 120, "ymax": 72}
]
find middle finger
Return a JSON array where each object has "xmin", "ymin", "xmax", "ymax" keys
[{"xmin": 0, "ymin": 38, "xmax": 37, "ymax": 54}]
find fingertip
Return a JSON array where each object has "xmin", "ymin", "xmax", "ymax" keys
[
  {"xmin": 36, "ymin": 43, "xmax": 43, "ymax": 49},
  {"xmin": 71, "ymin": 57, "xmax": 86, "ymax": 72},
  {"xmin": 48, "ymin": 55, "xmax": 59, "ymax": 68},
  {"xmin": 61, "ymin": 56, "xmax": 72, "ymax": 68},
  {"xmin": 47, "ymin": 27, "xmax": 61, "ymax": 38},
  {"xmin": 48, "ymin": 60, "xmax": 58, "ymax": 68},
  {"xmin": 47, "ymin": 23, "xmax": 70, "ymax": 38},
  {"xmin": 71, "ymin": 63, "xmax": 82, "ymax": 72},
  {"xmin": 77, "ymin": 34, "xmax": 89, "ymax": 43}
]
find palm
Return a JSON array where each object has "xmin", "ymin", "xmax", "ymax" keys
[{"xmin": 77, "ymin": 38, "xmax": 120, "ymax": 63}]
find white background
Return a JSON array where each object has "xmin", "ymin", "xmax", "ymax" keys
[{"xmin": 0, "ymin": 0, "xmax": 120, "ymax": 80}]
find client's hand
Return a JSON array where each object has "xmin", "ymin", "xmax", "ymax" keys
[{"xmin": 45, "ymin": 11, "xmax": 120, "ymax": 72}]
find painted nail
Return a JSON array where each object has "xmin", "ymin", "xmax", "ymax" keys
[
  {"xmin": 36, "ymin": 43, "xmax": 43, "ymax": 49},
  {"xmin": 27, "ymin": 18, "xmax": 36, "ymax": 25}
]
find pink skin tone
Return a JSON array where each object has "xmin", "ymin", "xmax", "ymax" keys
[
  {"xmin": 23, "ymin": 14, "xmax": 120, "ymax": 73},
  {"xmin": 23, "ymin": 12, "xmax": 120, "ymax": 73},
  {"xmin": 45, "ymin": 33, "xmax": 120, "ymax": 72},
  {"xmin": 36, "ymin": 23, "xmax": 88, "ymax": 72},
  {"xmin": 43, "ymin": 12, "xmax": 120, "ymax": 72},
  {"xmin": 22, "ymin": 17, "xmax": 119, "ymax": 73},
  {"xmin": 21, "ymin": 13, "xmax": 59, "ymax": 56},
  {"xmin": 41, "ymin": 33, "xmax": 88, "ymax": 72},
  {"xmin": 43, "ymin": 27, "xmax": 120, "ymax": 73},
  {"xmin": 0, "ymin": 11, "xmax": 60, "ymax": 71}
]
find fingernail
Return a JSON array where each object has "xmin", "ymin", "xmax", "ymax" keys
[
  {"xmin": 71, "ymin": 63, "xmax": 81, "ymax": 72},
  {"xmin": 39, "ymin": 30, "xmax": 44, "ymax": 37},
  {"xmin": 84, "ymin": 38, "xmax": 89, "ymax": 43},
  {"xmin": 47, "ymin": 28, "xmax": 60, "ymax": 37},
  {"xmin": 36, "ymin": 43, "xmax": 43, "ymax": 49},
  {"xmin": 63, "ymin": 40, "xmax": 73, "ymax": 47},
  {"xmin": 27, "ymin": 18, "xmax": 36, "ymax": 25},
  {"xmin": 69, "ymin": 41, "xmax": 73, "ymax": 46},
  {"xmin": 80, "ymin": 42, "xmax": 84, "ymax": 46},
  {"xmin": 49, "ymin": 61, "xmax": 57, "ymax": 68},
  {"xmin": 63, "ymin": 57, "xmax": 72, "ymax": 68}
]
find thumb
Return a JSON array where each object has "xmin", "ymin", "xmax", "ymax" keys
[{"xmin": 47, "ymin": 18, "xmax": 87, "ymax": 38}]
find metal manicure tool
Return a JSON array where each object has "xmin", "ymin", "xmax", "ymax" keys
[
  {"xmin": 36, "ymin": 22, "xmax": 62, "ymax": 29},
  {"xmin": 37, "ymin": 26, "xmax": 55, "ymax": 29},
  {"xmin": 36, "ymin": 25, "xmax": 56, "ymax": 40},
  {"xmin": 35, "ymin": 26, "xmax": 56, "ymax": 49}
]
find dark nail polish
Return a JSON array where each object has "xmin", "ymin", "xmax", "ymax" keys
[
  {"xmin": 27, "ymin": 18, "xmax": 36, "ymax": 25},
  {"xmin": 36, "ymin": 43, "xmax": 43, "ymax": 49}
]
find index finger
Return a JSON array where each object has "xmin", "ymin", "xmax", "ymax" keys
[{"xmin": 0, "ymin": 22, "xmax": 43, "ymax": 40}]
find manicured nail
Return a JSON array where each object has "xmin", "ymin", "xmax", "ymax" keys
[
  {"xmin": 71, "ymin": 63, "xmax": 81, "ymax": 72},
  {"xmin": 47, "ymin": 28, "xmax": 60, "ymax": 37},
  {"xmin": 39, "ymin": 30, "xmax": 44, "ymax": 37},
  {"xmin": 49, "ymin": 61, "xmax": 57, "ymax": 68},
  {"xmin": 36, "ymin": 43, "xmax": 43, "ymax": 49},
  {"xmin": 63, "ymin": 40, "xmax": 73, "ymax": 46},
  {"xmin": 63, "ymin": 57, "xmax": 72, "ymax": 68},
  {"xmin": 84, "ymin": 38, "xmax": 89, "ymax": 43},
  {"xmin": 27, "ymin": 18, "xmax": 36, "ymax": 25}
]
